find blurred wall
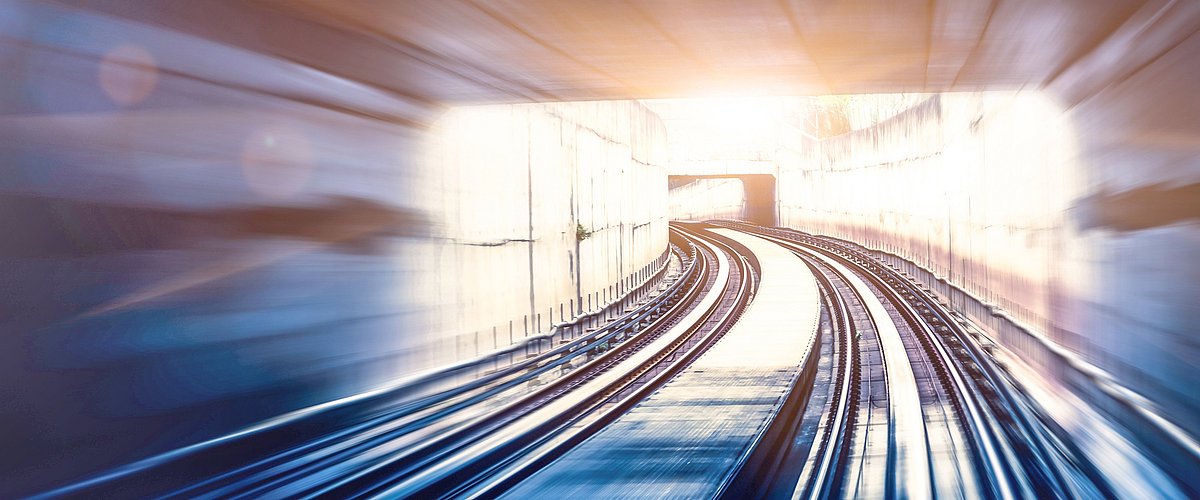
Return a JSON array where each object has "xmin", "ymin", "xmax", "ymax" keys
[
  {"xmin": 778, "ymin": 89, "xmax": 1200, "ymax": 439},
  {"xmin": 0, "ymin": 3, "xmax": 668, "ymax": 494},
  {"xmin": 1, "ymin": 3, "xmax": 432, "ymax": 492},
  {"xmin": 1047, "ymin": 2, "xmax": 1200, "ymax": 442}
]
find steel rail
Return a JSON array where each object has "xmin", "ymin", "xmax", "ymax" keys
[
  {"xmin": 44, "ymin": 239, "xmax": 697, "ymax": 499},
  {"xmin": 724, "ymin": 221, "xmax": 1104, "ymax": 499},
  {"xmin": 427, "ymin": 224, "xmax": 759, "ymax": 499},
  {"xmin": 789, "ymin": 253, "xmax": 859, "ymax": 500},
  {"xmin": 339, "ymin": 225, "xmax": 755, "ymax": 499}
]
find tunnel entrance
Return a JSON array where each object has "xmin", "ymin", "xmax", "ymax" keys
[{"xmin": 668, "ymin": 174, "xmax": 777, "ymax": 226}]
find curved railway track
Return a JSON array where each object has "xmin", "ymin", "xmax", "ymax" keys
[
  {"xmin": 40, "ymin": 224, "xmax": 762, "ymax": 500},
  {"xmin": 40, "ymin": 221, "xmax": 1141, "ymax": 500},
  {"xmin": 404, "ymin": 224, "xmax": 760, "ymax": 499},
  {"xmin": 718, "ymin": 220, "xmax": 1117, "ymax": 500}
]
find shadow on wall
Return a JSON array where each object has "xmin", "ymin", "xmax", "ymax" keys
[{"xmin": 1075, "ymin": 183, "xmax": 1200, "ymax": 232}]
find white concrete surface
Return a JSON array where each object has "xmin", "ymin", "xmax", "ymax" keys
[
  {"xmin": 776, "ymin": 87, "xmax": 1200, "ymax": 436},
  {"xmin": 416, "ymin": 101, "xmax": 670, "ymax": 363},
  {"xmin": 669, "ymin": 178, "xmax": 746, "ymax": 222},
  {"xmin": 702, "ymin": 228, "xmax": 821, "ymax": 368}
]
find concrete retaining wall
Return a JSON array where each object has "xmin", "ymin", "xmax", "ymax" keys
[
  {"xmin": 779, "ymin": 88, "xmax": 1200, "ymax": 440},
  {"xmin": 416, "ymin": 101, "xmax": 669, "ymax": 364}
]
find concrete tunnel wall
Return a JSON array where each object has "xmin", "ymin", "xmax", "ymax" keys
[
  {"xmin": 414, "ymin": 101, "xmax": 669, "ymax": 361},
  {"xmin": 777, "ymin": 90, "xmax": 1200, "ymax": 439},
  {"xmin": 1, "ymin": 18, "xmax": 437, "ymax": 487}
]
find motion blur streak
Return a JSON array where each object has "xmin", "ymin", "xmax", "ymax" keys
[
  {"xmin": 1, "ymin": 1, "xmax": 431, "ymax": 494},
  {"xmin": 2, "ymin": 0, "xmax": 1199, "ymax": 497}
]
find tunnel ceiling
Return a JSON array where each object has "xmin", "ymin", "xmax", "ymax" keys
[
  {"xmin": 267, "ymin": 0, "xmax": 1143, "ymax": 102},
  {"xmin": 66, "ymin": 0, "xmax": 1149, "ymax": 105}
]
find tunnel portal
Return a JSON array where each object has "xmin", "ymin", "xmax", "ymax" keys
[{"xmin": 668, "ymin": 174, "xmax": 778, "ymax": 227}]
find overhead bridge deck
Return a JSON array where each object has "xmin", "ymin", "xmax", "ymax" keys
[{"xmin": 503, "ymin": 228, "xmax": 820, "ymax": 498}]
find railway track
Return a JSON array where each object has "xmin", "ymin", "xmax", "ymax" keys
[
  {"xmin": 718, "ymin": 220, "xmax": 1117, "ymax": 499},
  {"xmin": 40, "ymin": 224, "xmax": 761, "ymax": 500},
  {"xmin": 790, "ymin": 236, "xmax": 932, "ymax": 498},
  {"xmin": 398, "ymin": 224, "xmax": 759, "ymax": 498},
  {"xmin": 41, "ymin": 221, "xmax": 1138, "ymax": 499}
]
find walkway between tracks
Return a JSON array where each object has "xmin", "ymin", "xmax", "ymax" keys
[{"xmin": 503, "ymin": 228, "xmax": 820, "ymax": 498}]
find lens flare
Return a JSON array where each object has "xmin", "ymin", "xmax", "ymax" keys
[
  {"xmin": 97, "ymin": 43, "xmax": 158, "ymax": 106},
  {"xmin": 240, "ymin": 125, "xmax": 315, "ymax": 199}
]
